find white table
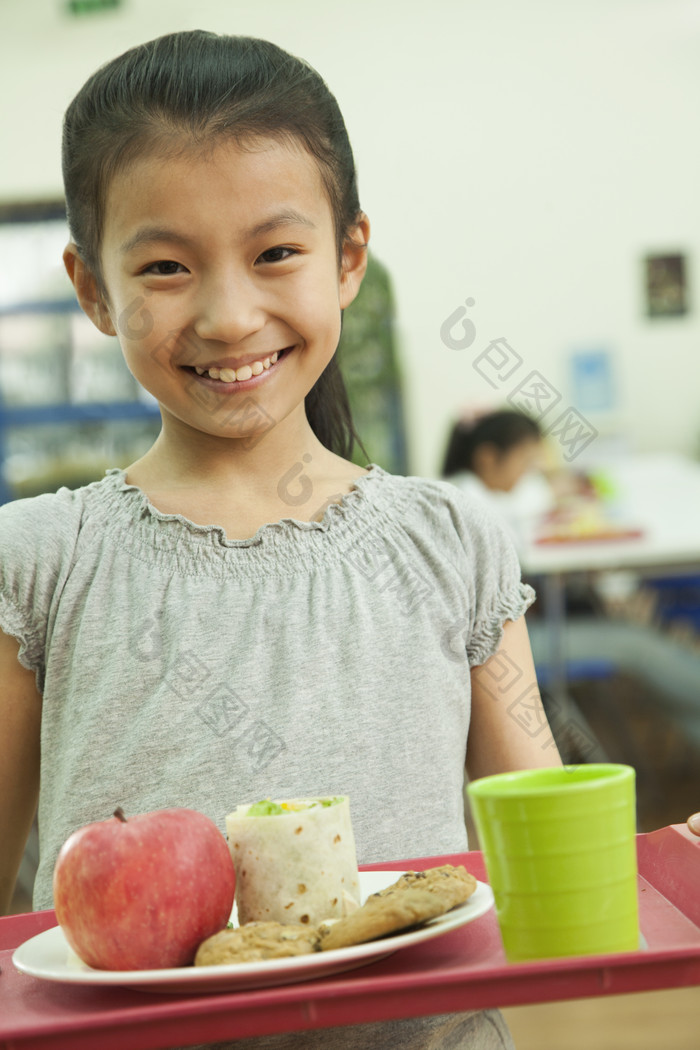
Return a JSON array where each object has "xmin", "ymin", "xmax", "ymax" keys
[
  {"xmin": 521, "ymin": 453, "xmax": 700, "ymax": 576},
  {"xmin": 518, "ymin": 453, "xmax": 700, "ymax": 756}
]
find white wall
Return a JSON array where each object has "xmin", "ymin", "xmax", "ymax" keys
[{"xmin": 2, "ymin": 0, "xmax": 699, "ymax": 474}]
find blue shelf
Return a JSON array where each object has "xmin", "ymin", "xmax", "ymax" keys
[
  {"xmin": 0, "ymin": 401, "xmax": 160, "ymax": 426},
  {"xmin": 0, "ymin": 399, "xmax": 160, "ymax": 505}
]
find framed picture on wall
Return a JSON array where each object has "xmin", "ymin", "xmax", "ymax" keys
[{"xmin": 644, "ymin": 252, "xmax": 689, "ymax": 318}]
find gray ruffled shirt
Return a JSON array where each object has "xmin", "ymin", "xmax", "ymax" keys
[{"xmin": 1, "ymin": 465, "xmax": 532, "ymax": 1049}]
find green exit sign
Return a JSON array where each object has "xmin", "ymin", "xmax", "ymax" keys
[{"xmin": 66, "ymin": 0, "xmax": 123, "ymax": 15}]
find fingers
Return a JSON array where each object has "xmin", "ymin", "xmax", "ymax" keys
[{"xmin": 686, "ymin": 813, "xmax": 700, "ymax": 835}]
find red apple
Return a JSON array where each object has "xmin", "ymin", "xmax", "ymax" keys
[{"xmin": 53, "ymin": 807, "xmax": 236, "ymax": 970}]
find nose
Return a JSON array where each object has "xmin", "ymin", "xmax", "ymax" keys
[{"xmin": 192, "ymin": 270, "xmax": 266, "ymax": 345}]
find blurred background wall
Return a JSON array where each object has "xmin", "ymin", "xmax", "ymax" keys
[{"xmin": 1, "ymin": 0, "xmax": 699, "ymax": 476}]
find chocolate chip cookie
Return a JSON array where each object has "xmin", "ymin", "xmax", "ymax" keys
[
  {"xmin": 319, "ymin": 864, "xmax": 477, "ymax": 952},
  {"xmin": 194, "ymin": 921, "xmax": 321, "ymax": 965}
]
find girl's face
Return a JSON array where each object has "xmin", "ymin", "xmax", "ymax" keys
[{"xmin": 68, "ymin": 137, "xmax": 367, "ymax": 449}]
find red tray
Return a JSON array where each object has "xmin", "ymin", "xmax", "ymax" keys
[{"xmin": 2, "ymin": 825, "xmax": 699, "ymax": 1050}]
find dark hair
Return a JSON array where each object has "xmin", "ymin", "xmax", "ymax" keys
[
  {"xmin": 62, "ymin": 30, "xmax": 367, "ymax": 459},
  {"xmin": 442, "ymin": 410, "xmax": 541, "ymax": 477}
]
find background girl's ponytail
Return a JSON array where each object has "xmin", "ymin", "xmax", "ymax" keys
[{"xmin": 442, "ymin": 409, "xmax": 541, "ymax": 477}]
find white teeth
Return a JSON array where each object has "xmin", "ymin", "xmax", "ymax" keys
[{"xmin": 194, "ymin": 351, "xmax": 285, "ymax": 382}]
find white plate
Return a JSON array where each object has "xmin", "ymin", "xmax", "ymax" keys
[{"xmin": 13, "ymin": 871, "xmax": 494, "ymax": 994}]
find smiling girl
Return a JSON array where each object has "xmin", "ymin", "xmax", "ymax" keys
[{"xmin": 0, "ymin": 31, "xmax": 560, "ymax": 1050}]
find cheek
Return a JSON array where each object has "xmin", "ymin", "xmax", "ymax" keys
[
  {"xmin": 113, "ymin": 295, "xmax": 159, "ymax": 345},
  {"xmin": 291, "ymin": 278, "xmax": 343, "ymax": 345},
  {"xmin": 500, "ymin": 454, "xmax": 525, "ymax": 489},
  {"xmin": 116, "ymin": 310, "xmax": 176, "ymax": 385},
  {"xmin": 118, "ymin": 340, "xmax": 155, "ymax": 387},
  {"xmin": 512, "ymin": 452, "xmax": 534, "ymax": 484}
]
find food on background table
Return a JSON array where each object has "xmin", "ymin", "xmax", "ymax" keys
[
  {"xmin": 194, "ymin": 921, "xmax": 322, "ymax": 965},
  {"xmin": 318, "ymin": 865, "xmax": 477, "ymax": 951},
  {"xmin": 226, "ymin": 796, "xmax": 361, "ymax": 927},
  {"xmin": 53, "ymin": 807, "xmax": 236, "ymax": 970}
]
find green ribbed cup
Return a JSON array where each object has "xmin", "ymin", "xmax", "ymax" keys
[{"xmin": 467, "ymin": 765, "xmax": 639, "ymax": 962}]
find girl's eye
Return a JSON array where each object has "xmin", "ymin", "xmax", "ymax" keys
[
  {"xmin": 257, "ymin": 246, "xmax": 297, "ymax": 265},
  {"xmin": 143, "ymin": 260, "xmax": 186, "ymax": 275}
]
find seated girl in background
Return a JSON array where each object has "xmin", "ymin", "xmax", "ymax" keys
[
  {"xmin": 442, "ymin": 408, "xmax": 555, "ymax": 548},
  {"xmin": 442, "ymin": 411, "xmax": 700, "ymax": 786}
]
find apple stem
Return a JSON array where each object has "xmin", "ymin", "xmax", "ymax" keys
[{"xmin": 113, "ymin": 807, "xmax": 127, "ymax": 822}]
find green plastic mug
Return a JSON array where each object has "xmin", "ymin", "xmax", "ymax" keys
[{"xmin": 467, "ymin": 764, "xmax": 639, "ymax": 962}]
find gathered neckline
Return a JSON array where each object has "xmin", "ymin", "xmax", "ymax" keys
[{"xmin": 102, "ymin": 464, "xmax": 386, "ymax": 548}]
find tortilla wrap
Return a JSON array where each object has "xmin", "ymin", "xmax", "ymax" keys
[{"xmin": 226, "ymin": 796, "xmax": 360, "ymax": 926}]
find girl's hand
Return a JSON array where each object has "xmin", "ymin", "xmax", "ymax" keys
[{"xmin": 687, "ymin": 814, "xmax": 700, "ymax": 836}]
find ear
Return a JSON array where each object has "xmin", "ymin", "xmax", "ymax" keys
[
  {"xmin": 63, "ymin": 244, "xmax": 117, "ymax": 337},
  {"xmin": 339, "ymin": 212, "xmax": 370, "ymax": 310}
]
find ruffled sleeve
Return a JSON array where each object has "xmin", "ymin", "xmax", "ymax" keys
[
  {"xmin": 444, "ymin": 486, "xmax": 536, "ymax": 667},
  {"xmin": 0, "ymin": 488, "xmax": 83, "ymax": 689}
]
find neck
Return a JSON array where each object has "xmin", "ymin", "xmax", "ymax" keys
[
  {"xmin": 124, "ymin": 405, "xmax": 366, "ymax": 518},
  {"xmin": 121, "ymin": 408, "xmax": 369, "ymax": 540}
]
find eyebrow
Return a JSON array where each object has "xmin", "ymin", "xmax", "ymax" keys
[
  {"xmin": 247, "ymin": 210, "xmax": 317, "ymax": 239},
  {"xmin": 119, "ymin": 210, "xmax": 317, "ymax": 255}
]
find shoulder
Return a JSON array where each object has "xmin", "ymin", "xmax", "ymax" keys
[
  {"xmin": 369, "ymin": 468, "xmax": 510, "ymax": 545},
  {"xmin": 365, "ymin": 469, "xmax": 527, "ymax": 600},
  {"xmin": 360, "ymin": 470, "xmax": 533, "ymax": 641},
  {"xmin": 0, "ymin": 476, "xmax": 125, "ymax": 649},
  {"xmin": 0, "ymin": 473, "xmax": 119, "ymax": 559},
  {"xmin": 369, "ymin": 466, "xmax": 483, "ymax": 505},
  {"xmin": 0, "ymin": 486, "xmax": 84, "ymax": 548},
  {"xmin": 443, "ymin": 471, "xmax": 491, "ymax": 502}
]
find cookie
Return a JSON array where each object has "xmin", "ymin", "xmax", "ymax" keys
[
  {"xmin": 319, "ymin": 864, "xmax": 477, "ymax": 952},
  {"xmin": 194, "ymin": 921, "xmax": 321, "ymax": 965},
  {"xmin": 375, "ymin": 865, "xmax": 477, "ymax": 909}
]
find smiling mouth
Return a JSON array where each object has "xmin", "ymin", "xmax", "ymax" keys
[{"xmin": 184, "ymin": 348, "xmax": 290, "ymax": 383}]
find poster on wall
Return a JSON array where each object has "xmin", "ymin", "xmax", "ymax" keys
[
  {"xmin": 644, "ymin": 252, "xmax": 689, "ymax": 318},
  {"xmin": 570, "ymin": 348, "xmax": 616, "ymax": 415}
]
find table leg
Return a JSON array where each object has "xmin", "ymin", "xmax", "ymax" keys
[{"xmin": 540, "ymin": 572, "xmax": 608, "ymax": 763}]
